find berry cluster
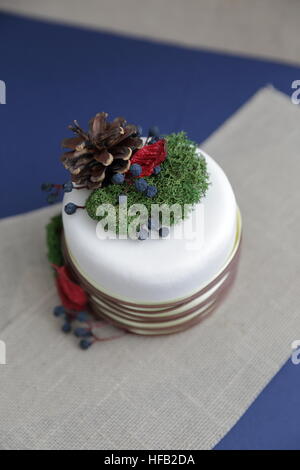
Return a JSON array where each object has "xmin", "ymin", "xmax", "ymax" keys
[
  {"xmin": 135, "ymin": 177, "xmax": 158, "ymax": 198},
  {"xmin": 41, "ymin": 180, "xmax": 75, "ymax": 204},
  {"xmin": 53, "ymin": 305, "xmax": 94, "ymax": 349},
  {"xmin": 112, "ymin": 160, "xmax": 160, "ymax": 197},
  {"xmin": 40, "ymin": 180, "xmax": 86, "ymax": 216},
  {"xmin": 112, "ymin": 155, "xmax": 160, "ymax": 199},
  {"xmin": 53, "ymin": 305, "xmax": 125, "ymax": 349}
]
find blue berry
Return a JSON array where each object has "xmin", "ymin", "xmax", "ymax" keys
[
  {"xmin": 159, "ymin": 227, "xmax": 169, "ymax": 238},
  {"xmin": 148, "ymin": 126, "xmax": 160, "ymax": 138},
  {"xmin": 138, "ymin": 228, "xmax": 149, "ymax": 241},
  {"xmin": 74, "ymin": 327, "xmax": 92, "ymax": 338},
  {"xmin": 130, "ymin": 164, "xmax": 142, "ymax": 177},
  {"xmin": 80, "ymin": 339, "xmax": 93, "ymax": 350},
  {"xmin": 76, "ymin": 311, "xmax": 89, "ymax": 322},
  {"xmin": 134, "ymin": 178, "xmax": 148, "ymax": 193},
  {"xmin": 63, "ymin": 181, "xmax": 73, "ymax": 193},
  {"xmin": 64, "ymin": 202, "xmax": 77, "ymax": 215},
  {"xmin": 145, "ymin": 185, "xmax": 157, "ymax": 198},
  {"xmin": 41, "ymin": 183, "xmax": 53, "ymax": 192},
  {"xmin": 112, "ymin": 173, "xmax": 125, "ymax": 184},
  {"xmin": 153, "ymin": 165, "xmax": 161, "ymax": 175},
  {"xmin": 62, "ymin": 322, "xmax": 72, "ymax": 333},
  {"xmin": 148, "ymin": 218, "xmax": 159, "ymax": 231},
  {"xmin": 53, "ymin": 305, "xmax": 65, "ymax": 317}
]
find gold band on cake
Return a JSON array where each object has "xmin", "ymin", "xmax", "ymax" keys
[{"xmin": 61, "ymin": 210, "xmax": 242, "ymax": 336}]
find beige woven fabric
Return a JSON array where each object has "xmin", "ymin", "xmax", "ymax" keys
[
  {"xmin": 0, "ymin": 87, "xmax": 299, "ymax": 450},
  {"xmin": 1, "ymin": 0, "xmax": 300, "ymax": 65}
]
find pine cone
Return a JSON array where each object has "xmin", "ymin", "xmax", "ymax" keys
[{"xmin": 61, "ymin": 112, "xmax": 143, "ymax": 189}]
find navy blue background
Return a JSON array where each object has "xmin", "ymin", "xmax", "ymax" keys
[
  {"xmin": 1, "ymin": 12, "xmax": 299, "ymax": 449},
  {"xmin": 216, "ymin": 360, "xmax": 300, "ymax": 450}
]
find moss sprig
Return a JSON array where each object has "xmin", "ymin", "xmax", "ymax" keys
[{"xmin": 46, "ymin": 214, "xmax": 63, "ymax": 266}]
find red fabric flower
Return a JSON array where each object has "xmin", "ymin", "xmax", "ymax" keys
[
  {"xmin": 52, "ymin": 264, "xmax": 88, "ymax": 311},
  {"xmin": 130, "ymin": 139, "xmax": 167, "ymax": 177}
]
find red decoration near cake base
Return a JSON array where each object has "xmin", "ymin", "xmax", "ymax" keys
[{"xmin": 52, "ymin": 264, "xmax": 88, "ymax": 311}]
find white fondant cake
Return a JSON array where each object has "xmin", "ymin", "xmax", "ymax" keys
[{"xmin": 62, "ymin": 149, "xmax": 238, "ymax": 304}]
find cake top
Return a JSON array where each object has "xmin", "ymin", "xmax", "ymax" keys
[{"xmin": 42, "ymin": 112, "xmax": 210, "ymax": 240}]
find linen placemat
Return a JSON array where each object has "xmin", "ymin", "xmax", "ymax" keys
[{"xmin": 0, "ymin": 86, "xmax": 299, "ymax": 449}]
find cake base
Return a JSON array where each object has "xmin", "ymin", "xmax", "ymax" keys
[{"xmin": 61, "ymin": 209, "xmax": 242, "ymax": 336}]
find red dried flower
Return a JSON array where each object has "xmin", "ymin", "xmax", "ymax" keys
[
  {"xmin": 52, "ymin": 265, "xmax": 88, "ymax": 311},
  {"xmin": 130, "ymin": 139, "xmax": 167, "ymax": 177}
]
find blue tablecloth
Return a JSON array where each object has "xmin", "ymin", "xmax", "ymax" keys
[{"xmin": 1, "ymin": 12, "xmax": 299, "ymax": 449}]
